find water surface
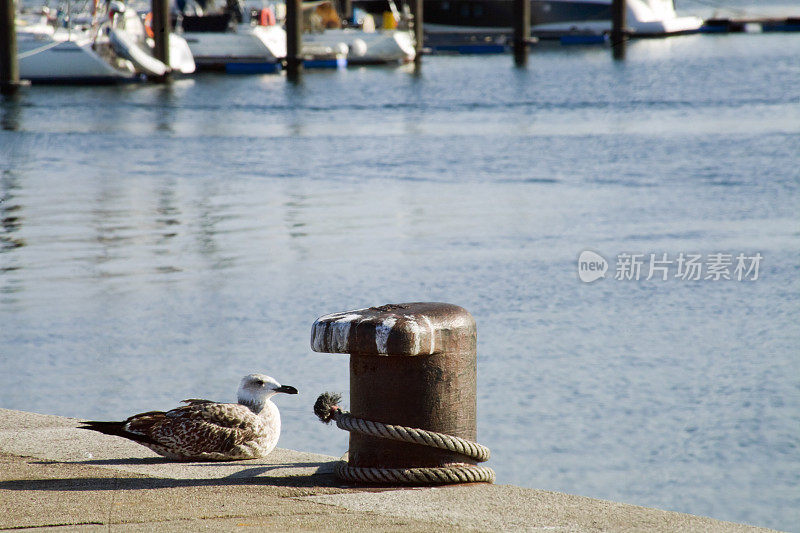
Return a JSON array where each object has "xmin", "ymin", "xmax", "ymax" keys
[{"xmin": 2, "ymin": 27, "xmax": 799, "ymax": 531}]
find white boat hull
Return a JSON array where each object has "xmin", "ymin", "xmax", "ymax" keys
[
  {"xmin": 182, "ymin": 24, "xmax": 286, "ymax": 71},
  {"xmin": 16, "ymin": 9, "xmax": 195, "ymax": 83},
  {"xmin": 303, "ymin": 29, "xmax": 415, "ymax": 64},
  {"xmin": 423, "ymin": 0, "xmax": 703, "ymax": 37},
  {"xmin": 17, "ymin": 28, "xmax": 137, "ymax": 83},
  {"xmin": 532, "ymin": 0, "xmax": 702, "ymax": 35},
  {"xmin": 167, "ymin": 33, "xmax": 197, "ymax": 74}
]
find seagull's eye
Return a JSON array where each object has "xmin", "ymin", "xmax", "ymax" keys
[{"xmin": 254, "ymin": 379, "xmax": 265, "ymax": 387}]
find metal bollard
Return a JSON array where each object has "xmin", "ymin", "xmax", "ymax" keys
[{"xmin": 312, "ymin": 302, "xmax": 482, "ymax": 473}]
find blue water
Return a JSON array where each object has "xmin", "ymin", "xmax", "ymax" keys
[{"xmin": 2, "ymin": 24, "xmax": 799, "ymax": 532}]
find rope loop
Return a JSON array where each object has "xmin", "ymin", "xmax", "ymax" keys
[
  {"xmin": 333, "ymin": 410, "xmax": 491, "ymax": 463},
  {"xmin": 314, "ymin": 392, "xmax": 495, "ymax": 485},
  {"xmin": 336, "ymin": 461, "xmax": 496, "ymax": 485}
]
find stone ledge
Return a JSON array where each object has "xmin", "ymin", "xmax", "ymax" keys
[{"xmin": 0, "ymin": 408, "xmax": 775, "ymax": 532}]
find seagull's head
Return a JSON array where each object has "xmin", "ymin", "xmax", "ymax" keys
[{"xmin": 237, "ymin": 374, "xmax": 298, "ymax": 413}]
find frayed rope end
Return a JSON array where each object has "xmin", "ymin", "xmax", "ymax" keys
[{"xmin": 314, "ymin": 392, "xmax": 342, "ymax": 424}]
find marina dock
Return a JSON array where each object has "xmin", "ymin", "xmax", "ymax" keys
[
  {"xmin": 701, "ymin": 16, "xmax": 800, "ymax": 33},
  {"xmin": 0, "ymin": 408, "xmax": 776, "ymax": 532}
]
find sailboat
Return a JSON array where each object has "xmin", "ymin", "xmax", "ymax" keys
[{"xmin": 17, "ymin": 1, "xmax": 195, "ymax": 84}]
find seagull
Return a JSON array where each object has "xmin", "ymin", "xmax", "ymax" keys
[{"xmin": 79, "ymin": 374, "xmax": 298, "ymax": 461}]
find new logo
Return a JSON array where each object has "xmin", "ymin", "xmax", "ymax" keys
[{"xmin": 578, "ymin": 251, "xmax": 608, "ymax": 283}]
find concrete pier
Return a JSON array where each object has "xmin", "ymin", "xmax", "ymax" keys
[{"xmin": 0, "ymin": 408, "xmax": 775, "ymax": 532}]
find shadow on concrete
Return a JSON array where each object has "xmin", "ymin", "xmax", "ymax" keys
[
  {"xmin": 67, "ymin": 457, "xmax": 330, "ymax": 471},
  {"xmin": 1, "ymin": 461, "xmax": 344, "ymax": 491},
  {"xmin": 73, "ymin": 457, "xmax": 172, "ymax": 466},
  {"xmin": 0, "ymin": 472, "xmax": 342, "ymax": 491}
]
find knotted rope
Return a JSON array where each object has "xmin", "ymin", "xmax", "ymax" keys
[{"xmin": 314, "ymin": 392, "xmax": 495, "ymax": 485}]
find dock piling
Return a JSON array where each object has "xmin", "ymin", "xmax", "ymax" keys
[
  {"xmin": 1, "ymin": 0, "xmax": 20, "ymax": 94},
  {"xmin": 338, "ymin": 0, "xmax": 352, "ymax": 25},
  {"xmin": 611, "ymin": 0, "xmax": 627, "ymax": 60},
  {"xmin": 285, "ymin": 0, "xmax": 302, "ymax": 81},
  {"xmin": 311, "ymin": 302, "xmax": 492, "ymax": 482},
  {"xmin": 151, "ymin": 0, "xmax": 170, "ymax": 79},
  {"xmin": 513, "ymin": 0, "xmax": 530, "ymax": 67},
  {"xmin": 411, "ymin": 0, "xmax": 423, "ymax": 68}
]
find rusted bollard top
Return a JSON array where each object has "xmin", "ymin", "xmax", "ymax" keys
[{"xmin": 311, "ymin": 302, "xmax": 476, "ymax": 356}]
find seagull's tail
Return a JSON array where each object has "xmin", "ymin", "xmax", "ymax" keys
[
  {"xmin": 79, "ymin": 420, "xmax": 157, "ymax": 446},
  {"xmin": 79, "ymin": 420, "xmax": 128, "ymax": 437}
]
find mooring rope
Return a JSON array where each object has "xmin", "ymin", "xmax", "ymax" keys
[
  {"xmin": 335, "ymin": 461, "xmax": 497, "ymax": 485},
  {"xmin": 315, "ymin": 392, "xmax": 495, "ymax": 485},
  {"xmin": 332, "ymin": 409, "xmax": 492, "ymax": 462},
  {"xmin": 17, "ymin": 40, "xmax": 63, "ymax": 60}
]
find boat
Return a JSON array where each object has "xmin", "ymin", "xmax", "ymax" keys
[
  {"xmin": 303, "ymin": 27, "xmax": 415, "ymax": 64},
  {"xmin": 17, "ymin": 23, "xmax": 141, "ymax": 83},
  {"xmin": 113, "ymin": 2, "xmax": 196, "ymax": 75},
  {"xmin": 301, "ymin": 41, "xmax": 348, "ymax": 68},
  {"xmin": 17, "ymin": 2, "xmax": 194, "ymax": 84},
  {"xmin": 301, "ymin": 1, "xmax": 415, "ymax": 64},
  {"xmin": 355, "ymin": 0, "xmax": 703, "ymax": 40},
  {"xmin": 174, "ymin": 1, "xmax": 286, "ymax": 72}
]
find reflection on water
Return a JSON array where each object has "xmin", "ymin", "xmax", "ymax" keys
[
  {"xmin": 0, "ymin": 173, "xmax": 23, "ymax": 247},
  {"xmin": 0, "ymin": 170, "xmax": 23, "ymax": 303},
  {"xmin": 0, "ymin": 30, "xmax": 799, "ymax": 532},
  {"xmin": 154, "ymin": 88, "xmax": 177, "ymax": 134},
  {"xmin": 1, "ymin": 96, "xmax": 21, "ymax": 132}
]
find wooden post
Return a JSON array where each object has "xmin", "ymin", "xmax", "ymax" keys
[
  {"xmin": 1, "ymin": 0, "xmax": 20, "ymax": 94},
  {"xmin": 611, "ymin": 0, "xmax": 626, "ymax": 60},
  {"xmin": 151, "ymin": 0, "xmax": 170, "ymax": 78},
  {"xmin": 513, "ymin": 0, "xmax": 530, "ymax": 67},
  {"xmin": 339, "ymin": 0, "xmax": 352, "ymax": 25},
  {"xmin": 411, "ymin": 0, "xmax": 423, "ymax": 67},
  {"xmin": 311, "ymin": 303, "xmax": 478, "ymax": 470},
  {"xmin": 285, "ymin": 0, "xmax": 302, "ymax": 81}
]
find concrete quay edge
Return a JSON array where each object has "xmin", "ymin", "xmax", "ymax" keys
[{"xmin": 0, "ymin": 408, "xmax": 778, "ymax": 532}]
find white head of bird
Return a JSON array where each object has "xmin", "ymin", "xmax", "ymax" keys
[{"xmin": 237, "ymin": 374, "xmax": 298, "ymax": 414}]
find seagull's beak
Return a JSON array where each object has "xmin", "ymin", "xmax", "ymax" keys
[{"xmin": 274, "ymin": 385, "xmax": 298, "ymax": 395}]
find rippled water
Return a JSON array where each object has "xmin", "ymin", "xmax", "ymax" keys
[{"xmin": 2, "ymin": 22, "xmax": 799, "ymax": 531}]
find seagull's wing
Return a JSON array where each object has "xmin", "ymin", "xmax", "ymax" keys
[
  {"xmin": 142, "ymin": 402, "xmax": 263, "ymax": 457},
  {"xmin": 180, "ymin": 398, "xmax": 215, "ymax": 406}
]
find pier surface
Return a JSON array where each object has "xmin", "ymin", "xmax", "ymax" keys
[{"xmin": 0, "ymin": 408, "xmax": 774, "ymax": 532}]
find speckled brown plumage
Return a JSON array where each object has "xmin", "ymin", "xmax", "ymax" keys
[{"xmin": 80, "ymin": 374, "xmax": 297, "ymax": 461}]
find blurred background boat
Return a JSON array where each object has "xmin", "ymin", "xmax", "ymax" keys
[
  {"xmin": 17, "ymin": 1, "xmax": 194, "ymax": 83},
  {"xmin": 355, "ymin": 0, "xmax": 703, "ymax": 41},
  {"xmin": 174, "ymin": 0, "xmax": 286, "ymax": 72},
  {"xmin": 301, "ymin": 1, "xmax": 415, "ymax": 64}
]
